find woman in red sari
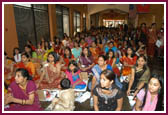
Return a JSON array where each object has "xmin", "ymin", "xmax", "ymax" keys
[
  {"xmin": 147, "ymin": 23, "xmax": 157, "ymax": 59},
  {"xmin": 106, "ymin": 49, "xmax": 120, "ymax": 76},
  {"xmin": 120, "ymin": 47, "xmax": 137, "ymax": 78},
  {"xmin": 61, "ymin": 47, "xmax": 75, "ymax": 71},
  {"xmin": 4, "ymin": 52, "xmax": 14, "ymax": 86},
  {"xmin": 37, "ymin": 52, "xmax": 64, "ymax": 89}
]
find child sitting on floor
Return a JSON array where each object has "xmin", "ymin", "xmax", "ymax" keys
[{"xmin": 47, "ymin": 78, "xmax": 75, "ymax": 111}]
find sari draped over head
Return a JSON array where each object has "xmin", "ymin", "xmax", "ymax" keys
[{"xmin": 5, "ymin": 80, "xmax": 43, "ymax": 111}]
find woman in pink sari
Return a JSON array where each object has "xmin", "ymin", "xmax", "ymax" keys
[
  {"xmin": 4, "ymin": 68, "xmax": 42, "ymax": 111},
  {"xmin": 134, "ymin": 74, "xmax": 164, "ymax": 111}
]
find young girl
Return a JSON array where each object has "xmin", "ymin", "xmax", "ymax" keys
[
  {"xmin": 134, "ymin": 74, "xmax": 164, "ymax": 111},
  {"xmin": 5, "ymin": 68, "xmax": 42, "ymax": 111},
  {"xmin": 93, "ymin": 70, "xmax": 123, "ymax": 111},
  {"xmin": 13, "ymin": 48, "xmax": 21, "ymax": 63},
  {"xmin": 66, "ymin": 60, "xmax": 86, "ymax": 89}
]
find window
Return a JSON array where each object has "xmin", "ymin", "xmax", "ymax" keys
[
  {"xmin": 56, "ymin": 5, "xmax": 69, "ymax": 39},
  {"xmin": 13, "ymin": 4, "xmax": 50, "ymax": 51},
  {"xmin": 74, "ymin": 11, "xmax": 81, "ymax": 36}
]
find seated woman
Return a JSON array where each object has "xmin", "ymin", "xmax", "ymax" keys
[
  {"xmin": 93, "ymin": 70, "xmax": 123, "ymax": 111},
  {"xmin": 24, "ymin": 45, "xmax": 37, "ymax": 62},
  {"xmin": 71, "ymin": 41, "xmax": 82, "ymax": 59},
  {"xmin": 106, "ymin": 49, "xmax": 120, "ymax": 76},
  {"xmin": 4, "ymin": 52, "xmax": 14, "ymax": 86},
  {"xmin": 61, "ymin": 47, "xmax": 75, "ymax": 71},
  {"xmin": 127, "ymin": 55, "xmax": 150, "ymax": 97},
  {"xmin": 47, "ymin": 78, "xmax": 75, "ymax": 111},
  {"xmin": 134, "ymin": 74, "xmax": 164, "ymax": 111},
  {"xmin": 120, "ymin": 47, "xmax": 137, "ymax": 79},
  {"xmin": 79, "ymin": 47, "xmax": 95, "ymax": 74},
  {"xmin": 89, "ymin": 41, "xmax": 100, "ymax": 63},
  {"xmin": 79, "ymin": 38, "xmax": 88, "ymax": 48},
  {"xmin": 135, "ymin": 40, "xmax": 147, "ymax": 57},
  {"xmin": 37, "ymin": 52, "xmax": 63, "ymax": 89},
  {"xmin": 14, "ymin": 53, "xmax": 37, "ymax": 81},
  {"xmin": 91, "ymin": 55, "xmax": 122, "ymax": 94},
  {"xmin": 43, "ymin": 41, "xmax": 54, "ymax": 61},
  {"xmin": 4, "ymin": 68, "xmax": 43, "ymax": 111},
  {"xmin": 66, "ymin": 60, "xmax": 86, "ymax": 90}
]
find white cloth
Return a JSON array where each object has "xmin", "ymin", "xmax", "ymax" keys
[{"xmin": 14, "ymin": 54, "xmax": 21, "ymax": 63}]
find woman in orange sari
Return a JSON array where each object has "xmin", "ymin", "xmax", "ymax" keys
[
  {"xmin": 90, "ymin": 41, "xmax": 100, "ymax": 64},
  {"xmin": 37, "ymin": 52, "xmax": 64, "ymax": 89},
  {"xmin": 120, "ymin": 47, "xmax": 137, "ymax": 78},
  {"xmin": 13, "ymin": 53, "xmax": 39, "ymax": 82},
  {"xmin": 4, "ymin": 52, "xmax": 14, "ymax": 86}
]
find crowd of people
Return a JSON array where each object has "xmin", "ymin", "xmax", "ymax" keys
[{"xmin": 4, "ymin": 23, "xmax": 164, "ymax": 111}]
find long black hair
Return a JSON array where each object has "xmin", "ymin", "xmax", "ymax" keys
[
  {"xmin": 44, "ymin": 41, "xmax": 51, "ymax": 50},
  {"xmin": 101, "ymin": 69, "xmax": 115, "ymax": 83},
  {"xmin": 81, "ymin": 47, "xmax": 92, "ymax": 57},
  {"xmin": 13, "ymin": 47, "xmax": 21, "ymax": 56},
  {"xmin": 64, "ymin": 47, "xmax": 72, "ymax": 59},
  {"xmin": 67, "ymin": 60, "xmax": 79, "ymax": 73},
  {"xmin": 47, "ymin": 52, "xmax": 59, "ymax": 64},
  {"xmin": 106, "ymin": 49, "xmax": 115, "ymax": 59},
  {"xmin": 135, "ymin": 54, "xmax": 147, "ymax": 70},
  {"xmin": 16, "ymin": 68, "xmax": 32, "ymax": 80},
  {"xmin": 24, "ymin": 45, "xmax": 33, "ymax": 58},
  {"xmin": 21, "ymin": 52, "xmax": 30, "ymax": 61},
  {"xmin": 126, "ymin": 46, "xmax": 135, "ymax": 58},
  {"xmin": 141, "ymin": 74, "xmax": 164, "ymax": 111}
]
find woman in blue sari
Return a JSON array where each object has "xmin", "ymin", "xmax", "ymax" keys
[{"xmin": 90, "ymin": 55, "xmax": 122, "ymax": 96}]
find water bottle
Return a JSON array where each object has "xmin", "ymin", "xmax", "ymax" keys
[{"xmin": 90, "ymin": 97, "xmax": 93, "ymax": 108}]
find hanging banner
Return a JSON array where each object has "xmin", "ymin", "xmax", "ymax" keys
[{"xmin": 136, "ymin": 4, "xmax": 150, "ymax": 13}]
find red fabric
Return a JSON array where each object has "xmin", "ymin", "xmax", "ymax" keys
[
  {"xmin": 136, "ymin": 4, "xmax": 150, "ymax": 13},
  {"xmin": 147, "ymin": 43, "xmax": 155, "ymax": 57}
]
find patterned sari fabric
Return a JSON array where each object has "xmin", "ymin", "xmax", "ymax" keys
[
  {"xmin": 106, "ymin": 59, "xmax": 120, "ymax": 76},
  {"xmin": 5, "ymin": 80, "xmax": 43, "ymax": 111},
  {"xmin": 38, "ymin": 65, "xmax": 63, "ymax": 89},
  {"xmin": 120, "ymin": 56, "xmax": 137, "ymax": 76}
]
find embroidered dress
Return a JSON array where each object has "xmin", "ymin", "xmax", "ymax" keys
[{"xmin": 93, "ymin": 84, "xmax": 123, "ymax": 111}]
